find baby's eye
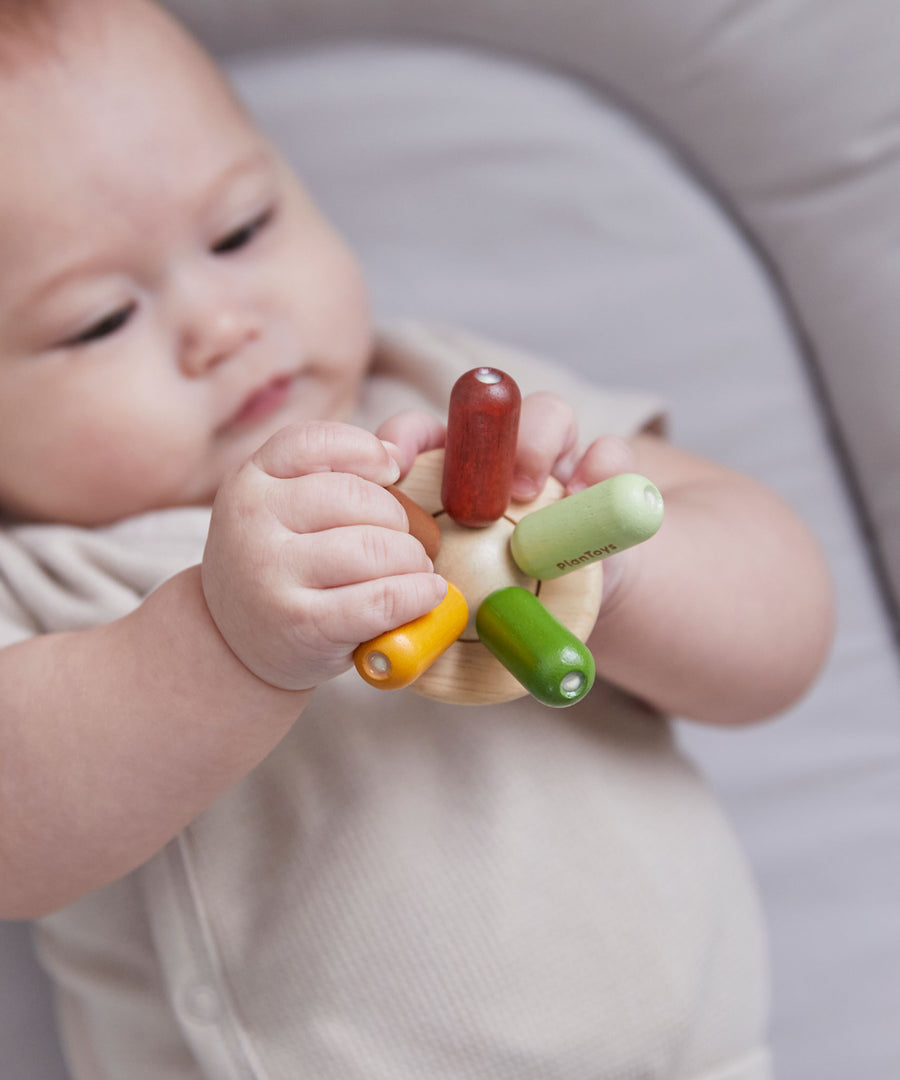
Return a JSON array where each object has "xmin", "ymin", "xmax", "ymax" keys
[
  {"xmin": 211, "ymin": 207, "xmax": 275, "ymax": 255},
  {"xmin": 62, "ymin": 303, "xmax": 136, "ymax": 348}
]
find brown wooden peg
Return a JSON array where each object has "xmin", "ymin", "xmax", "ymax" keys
[{"xmin": 387, "ymin": 485, "xmax": 442, "ymax": 561}]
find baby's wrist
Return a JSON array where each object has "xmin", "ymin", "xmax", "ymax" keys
[
  {"xmin": 160, "ymin": 567, "xmax": 312, "ymax": 703},
  {"xmin": 593, "ymin": 548, "xmax": 642, "ymax": 628}
]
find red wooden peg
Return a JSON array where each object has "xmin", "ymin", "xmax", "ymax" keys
[{"xmin": 441, "ymin": 367, "xmax": 521, "ymax": 528}]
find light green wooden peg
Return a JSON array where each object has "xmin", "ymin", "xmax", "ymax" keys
[{"xmin": 510, "ymin": 472, "xmax": 663, "ymax": 581}]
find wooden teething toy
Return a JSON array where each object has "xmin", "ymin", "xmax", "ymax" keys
[{"xmin": 354, "ymin": 366, "xmax": 664, "ymax": 707}]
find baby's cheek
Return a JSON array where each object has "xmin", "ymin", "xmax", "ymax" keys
[
  {"xmin": 53, "ymin": 415, "xmax": 209, "ymax": 523},
  {"xmin": 300, "ymin": 223, "xmax": 372, "ymax": 362}
]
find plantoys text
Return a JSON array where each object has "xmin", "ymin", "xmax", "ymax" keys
[{"xmin": 557, "ymin": 546, "xmax": 618, "ymax": 570}]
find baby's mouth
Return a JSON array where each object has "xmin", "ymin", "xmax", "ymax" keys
[{"xmin": 220, "ymin": 374, "xmax": 295, "ymax": 432}]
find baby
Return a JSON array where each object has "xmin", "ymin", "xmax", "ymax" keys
[{"xmin": 0, "ymin": 1, "xmax": 833, "ymax": 1077}]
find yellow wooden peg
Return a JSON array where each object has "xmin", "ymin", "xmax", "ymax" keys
[{"xmin": 354, "ymin": 582, "xmax": 469, "ymax": 690}]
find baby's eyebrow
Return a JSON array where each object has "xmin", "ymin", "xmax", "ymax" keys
[
  {"xmin": 197, "ymin": 147, "xmax": 276, "ymax": 209},
  {"xmin": 14, "ymin": 148, "xmax": 276, "ymax": 314}
]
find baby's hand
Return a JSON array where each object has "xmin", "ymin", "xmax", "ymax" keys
[
  {"xmin": 377, "ymin": 394, "xmax": 638, "ymax": 609},
  {"xmin": 201, "ymin": 422, "xmax": 447, "ymax": 691},
  {"xmin": 509, "ymin": 391, "xmax": 636, "ymax": 499},
  {"xmin": 512, "ymin": 394, "xmax": 640, "ymax": 611},
  {"xmin": 377, "ymin": 394, "xmax": 636, "ymax": 494}
]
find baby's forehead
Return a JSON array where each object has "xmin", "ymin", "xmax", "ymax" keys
[
  {"xmin": 0, "ymin": 0, "xmax": 252, "ymax": 149},
  {"xmin": 1, "ymin": 0, "xmax": 232, "ymax": 96},
  {"xmin": 0, "ymin": 1, "xmax": 272, "ymax": 273},
  {"xmin": 0, "ymin": 0, "xmax": 140, "ymax": 72}
]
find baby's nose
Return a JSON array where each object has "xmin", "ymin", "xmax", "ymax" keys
[{"xmin": 179, "ymin": 305, "xmax": 262, "ymax": 376}]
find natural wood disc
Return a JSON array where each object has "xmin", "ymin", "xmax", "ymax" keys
[{"xmin": 396, "ymin": 448, "xmax": 604, "ymax": 705}]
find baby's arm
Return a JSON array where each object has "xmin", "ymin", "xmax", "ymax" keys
[
  {"xmin": 582, "ymin": 432, "xmax": 834, "ymax": 724},
  {"xmin": 380, "ymin": 396, "xmax": 834, "ymax": 725},
  {"xmin": 0, "ymin": 423, "xmax": 443, "ymax": 919},
  {"xmin": 0, "ymin": 570, "xmax": 305, "ymax": 919}
]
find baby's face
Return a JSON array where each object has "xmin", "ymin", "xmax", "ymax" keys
[{"xmin": 0, "ymin": 0, "xmax": 372, "ymax": 525}]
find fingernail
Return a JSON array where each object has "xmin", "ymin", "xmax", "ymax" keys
[
  {"xmin": 511, "ymin": 473, "xmax": 538, "ymax": 501},
  {"xmin": 379, "ymin": 440, "xmax": 402, "ymax": 483},
  {"xmin": 567, "ymin": 479, "xmax": 587, "ymax": 495}
]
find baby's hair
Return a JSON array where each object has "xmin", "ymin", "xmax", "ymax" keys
[{"xmin": 0, "ymin": 0, "xmax": 61, "ymax": 68}]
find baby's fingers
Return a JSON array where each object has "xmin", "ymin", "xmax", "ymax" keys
[
  {"xmin": 375, "ymin": 411, "xmax": 446, "ymax": 478},
  {"xmin": 566, "ymin": 435, "xmax": 636, "ymax": 494},
  {"xmin": 253, "ymin": 421, "xmax": 400, "ymax": 485},
  {"xmin": 292, "ymin": 527, "xmax": 434, "ymax": 589},
  {"xmin": 269, "ymin": 473, "xmax": 409, "ymax": 535},
  {"xmin": 511, "ymin": 392, "xmax": 580, "ymax": 501},
  {"xmin": 311, "ymin": 573, "xmax": 449, "ymax": 647}
]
